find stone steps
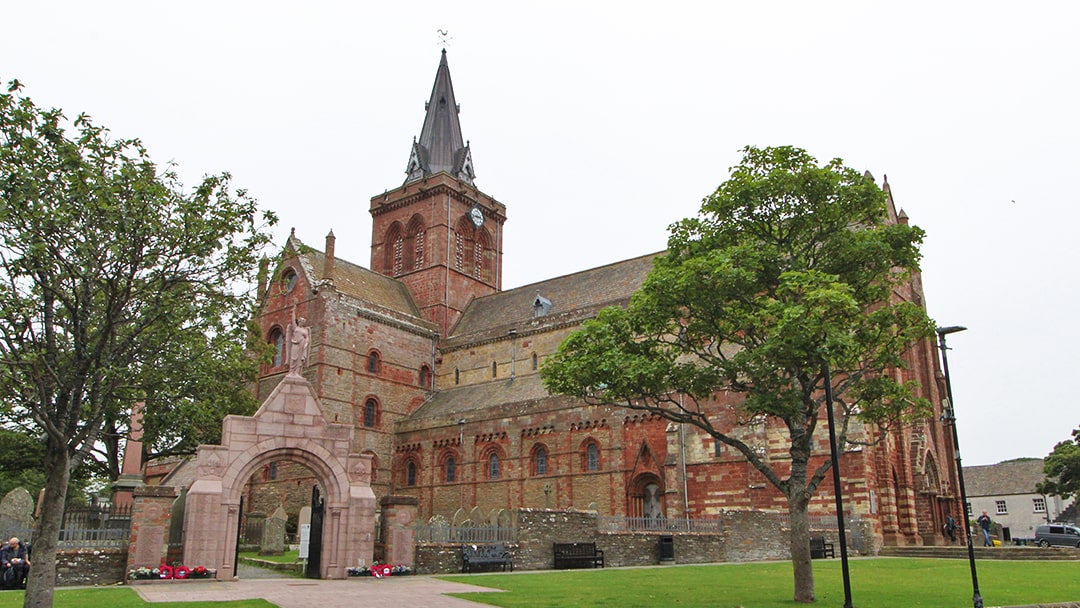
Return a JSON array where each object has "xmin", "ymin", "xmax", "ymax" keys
[{"xmin": 880, "ymin": 545, "xmax": 1080, "ymax": 561}]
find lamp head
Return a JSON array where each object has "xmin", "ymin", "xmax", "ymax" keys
[{"xmin": 936, "ymin": 325, "xmax": 967, "ymax": 337}]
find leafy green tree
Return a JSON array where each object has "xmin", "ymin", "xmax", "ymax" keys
[
  {"xmin": 542, "ymin": 146, "xmax": 934, "ymax": 603},
  {"xmin": 1037, "ymin": 427, "xmax": 1080, "ymax": 503},
  {"xmin": 0, "ymin": 79, "xmax": 275, "ymax": 608}
]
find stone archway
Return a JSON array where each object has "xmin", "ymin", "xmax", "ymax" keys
[{"xmin": 182, "ymin": 375, "xmax": 376, "ymax": 579}]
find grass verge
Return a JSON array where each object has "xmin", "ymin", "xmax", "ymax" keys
[
  {"xmin": 439, "ymin": 558, "xmax": 1080, "ymax": 608},
  {"xmin": 0, "ymin": 587, "xmax": 275, "ymax": 608}
]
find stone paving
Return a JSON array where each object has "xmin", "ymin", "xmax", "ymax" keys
[{"xmin": 134, "ymin": 573, "xmax": 503, "ymax": 608}]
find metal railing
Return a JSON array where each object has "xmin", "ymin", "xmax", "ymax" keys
[
  {"xmin": 597, "ymin": 516, "xmax": 725, "ymax": 533},
  {"xmin": 414, "ymin": 525, "xmax": 518, "ymax": 544},
  {"xmin": 777, "ymin": 513, "xmax": 861, "ymax": 530}
]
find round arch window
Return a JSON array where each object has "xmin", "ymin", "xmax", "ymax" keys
[{"xmin": 280, "ymin": 269, "xmax": 298, "ymax": 293}]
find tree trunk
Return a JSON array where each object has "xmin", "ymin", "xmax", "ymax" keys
[
  {"xmin": 788, "ymin": 495, "xmax": 815, "ymax": 603},
  {"xmin": 24, "ymin": 441, "xmax": 70, "ymax": 608}
]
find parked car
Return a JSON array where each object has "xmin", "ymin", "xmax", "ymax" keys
[{"xmin": 1034, "ymin": 524, "xmax": 1080, "ymax": 548}]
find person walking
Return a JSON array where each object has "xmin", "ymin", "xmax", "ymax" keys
[
  {"xmin": 944, "ymin": 514, "xmax": 957, "ymax": 543},
  {"xmin": 976, "ymin": 511, "xmax": 993, "ymax": 546}
]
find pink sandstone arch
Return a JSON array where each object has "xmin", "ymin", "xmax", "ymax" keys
[{"xmin": 182, "ymin": 375, "xmax": 376, "ymax": 579}]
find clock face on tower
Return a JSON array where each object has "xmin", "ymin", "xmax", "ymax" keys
[{"xmin": 469, "ymin": 205, "xmax": 485, "ymax": 228}]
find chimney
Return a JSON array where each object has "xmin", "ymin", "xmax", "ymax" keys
[
  {"xmin": 324, "ymin": 230, "xmax": 336, "ymax": 279},
  {"xmin": 257, "ymin": 256, "xmax": 269, "ymax": 297}
]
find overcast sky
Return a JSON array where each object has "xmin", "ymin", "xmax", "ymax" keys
[{"xmin": 4, "ymin": 1, "xmax": 1077, "ymax": 467}]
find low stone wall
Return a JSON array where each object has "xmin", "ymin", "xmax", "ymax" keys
[
  {"xmin": 55, "ymin": 548, "xmax": 128, "ymax": 586},
  {"xmin": 414, "ymin": 508, "xmax": 794, "ymax": 574}
]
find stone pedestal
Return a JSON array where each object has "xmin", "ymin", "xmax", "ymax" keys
[
  {"xmin": 380, "ymin": 496, "xmax": 418, "ymax": 567},
  {"xmin": 128, "ymin": 485, "xmax": 178, "ymax": 573}
]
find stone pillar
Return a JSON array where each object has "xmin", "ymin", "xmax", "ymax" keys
[
  {"xmin": 379, "ymin": 496, "xmax": 418, "ymax": 567},
  {"xmin": 127, "ymin": 485, "xmax": 178, "ymax": 573},
  {"xmin": 112, "ymin": 402, "xmax": 146, "ymax": 509}
]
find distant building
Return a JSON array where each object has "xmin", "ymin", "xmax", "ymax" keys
[{"xmin": 963, "ymin": 458, "xmax": 1070, "ymax": 541}]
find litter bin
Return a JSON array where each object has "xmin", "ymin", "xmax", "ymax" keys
[{"xmin": 659, "ymin": 535, "xmax": 674, "ymax": 564}]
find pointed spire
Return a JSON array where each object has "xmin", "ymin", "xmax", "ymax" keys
[{"xmin": 405, "ymin": 49, "xmax": 475, "ymax": 185}]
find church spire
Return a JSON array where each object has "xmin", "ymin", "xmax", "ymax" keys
[{"xmin": 405, "ymin": 49, "xmax": 475, "ymax": 185}]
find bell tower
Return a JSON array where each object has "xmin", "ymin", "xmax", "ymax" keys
[{"xmin": 370, "ymin": 50, "xmax": 505, "ymax": 335}]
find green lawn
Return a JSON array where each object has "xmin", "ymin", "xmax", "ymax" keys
[
  {"xmin": 238, "ymin": 550, "xmax": 300, "ymax": 564},
  {"xmin": 0, "ymin": 587, "xmax": 274, "ymax": 608},
  {"xmin": 439, "ymin": 558, "xmax": 1080, "ymax": 608}
]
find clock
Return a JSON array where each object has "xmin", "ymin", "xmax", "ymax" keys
[{"xmin": 469, "ymin": 205, "xmax": 485, "ymax": 228}]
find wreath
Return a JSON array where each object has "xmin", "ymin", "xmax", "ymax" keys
[
  {"xmin": 158, "ymin": 565, "xmax": 174, "ymax": 579},
  {"xmin": 173, "ymin": 566, "xmax": 191, "ymax": 579}
]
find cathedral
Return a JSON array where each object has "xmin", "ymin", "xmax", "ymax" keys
[{"xmin": 252, "ymin": 50, "xmax": 961, "ymax": 549}]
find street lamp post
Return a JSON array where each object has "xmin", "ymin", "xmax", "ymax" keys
[
  {"xmin": 937, "ymin": 325, "xmax": 982, "ymax": 608},
  {"xmin": 823, "ymin": 362, "xmax": 853, "ymax": 608}
]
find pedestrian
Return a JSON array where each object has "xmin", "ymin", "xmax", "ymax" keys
[
  {"xmin": 944, "ymin": 514, "xmax": 957, "ymax": 543},
  {"xmin": 976, "ymin": 511, "xmax": 993, "ymax": 546}
]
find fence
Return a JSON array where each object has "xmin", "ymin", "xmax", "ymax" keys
[
  {"xmin": 597, "ymin": 515, "xmax": 725, "ymax": 533},
  {"xmin": 776, "ymin": 513, "xmax": 861, "ymax": 530},
  {"xmin": 414, "ymin": 524, "xmax": 518, "ymax": 544},
  {"xmin": 0, "ymin": 503, "xmax": 132, "ymax": 549}
]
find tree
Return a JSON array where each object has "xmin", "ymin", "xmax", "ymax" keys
[
  {"xmin": 542, "ymin": 146, "xmax": 934, "ymax": 603},
  {"xmin": 1037, "ymin": 427, "xmax": 1080, "ymax": 503},
  {"xmin": 0, "ymin": 80, "xmax": 275, "ymax": 608}
]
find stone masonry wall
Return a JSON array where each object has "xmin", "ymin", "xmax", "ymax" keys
[
  {"xmin": 55, "ymin": 548, "xmax": 127, "ymax": 586},
  {"xmin": 413, "ymin": 508, "xmax": 794, "ymax": 574}
]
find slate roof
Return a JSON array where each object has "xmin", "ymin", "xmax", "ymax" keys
[
  {"xmin": 287, "ymin": 236, "xmax": 433, "ymax": 331},
  {"xmin": 399, "ymin": 374, "xmax": 554, "ymax": 430},
  {"xmin": 406, "ymin": 49, "xmax": 472, "ymax": 184},
  {"xmin": 444, "ymin": 252, "xmax": 662, "ymax": 348},
  {"xmin": 963, "ymin": 458, "xmax": 1046, "ymax": 497}
]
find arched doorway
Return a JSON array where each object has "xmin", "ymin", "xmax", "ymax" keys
[
  {"xmin": 628, "ymin": 473, "xmax": 665, "ymax": 521},
  {"xmin": 182, "ymin": 376, "xmax": 376, "ymax": 579}
]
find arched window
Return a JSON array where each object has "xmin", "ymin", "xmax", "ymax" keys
[
  {"xmin": 454, "ymin": 231, "xmax": 464, "ymax": 271},
  {"xmin": 492, "ymin": 361, "xmax": 497, "ymax": 378},
  {"xmin": 488, "ymin": 452, "xmax": 500, "ymax": 480},
  {"xmin": 383, "ymin": 222, "xmax": 404, "ymax": 276},
  {"xmin": 280, "ymin": 268, "xmax": 298, "ymax": 293},
  {"xmin": 406, "ymin": 461, "xmax": 417, "ymax": 487},
  {"xmin": 473, "ymin": 238, "xmax": 484, "ymax": 279},
  {"xmin": 533, "ymin": 445, "xmax": 548, "ymax": 476},
  {"xmin": 586, "ymin": 442, "xmax": 600, "ymax": 471},
  {"xmin": 455, "ymin": 368, "xmax": 460, "ymax": 385},
  {"xmin": 269, "ymin": 328, "xmax": 284, "ymax": 367},
  {"xmin": 532, "ymin": 353, "xmax": 538, "ymax": 371},
  {"xmin": 445, "ymin": 456, "xmax": 456, "ymax": 482},
  {"xmin": 419, "ymin": 365, "xmax": 432, "ymax": 388},
  {"xmin": 407, "ymin": 215, "xmax": 425, "ymax": 271},
  {"xmin": 363, "ymin": 398, "xmax": 378, "ymax": 428},
  {"xmin": 367, "ymin": 351, "xmax": 380, "ymax": 374}
]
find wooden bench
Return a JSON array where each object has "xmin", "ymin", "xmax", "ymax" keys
[
  {"xmin": 461, "ymin": 543, "xmax": 513, "ymax": 573},
  {"xmin": 553, "ymin": 542, "xmax": 605, "ymax": 569},
  {"xmin": 809, "ymin": 536, "xmax": 835, "ymax": 559}
]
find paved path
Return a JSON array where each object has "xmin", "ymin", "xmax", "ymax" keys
[{"xmin": 134, "ymin": 575, "xmax": 503, "ymax": 608}]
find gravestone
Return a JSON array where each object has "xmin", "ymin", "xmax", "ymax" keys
[
  {"xmin": 0, "ymin": 488, "xmax": 34, "ymax": 533},
  {"xmin": 261, "ymin": 507, "xmax": 287, "ymax": 556}
]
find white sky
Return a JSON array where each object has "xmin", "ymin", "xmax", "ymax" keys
[{"xmin": 4, "ymin": 1, "xmax": 1077, "ymax": 467}]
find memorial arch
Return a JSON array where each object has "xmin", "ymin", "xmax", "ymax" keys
[{"xmin": 182, "ymin": 375, "xmax": 376, "ymax": 579}]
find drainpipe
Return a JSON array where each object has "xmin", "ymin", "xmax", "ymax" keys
[{"xmin": 679, "ymin": 394, "xmax": 689, "ymax": 514}]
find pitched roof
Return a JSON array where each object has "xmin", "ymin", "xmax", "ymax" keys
[
  {"xmin": 963, "ymin": 458, "xmax": 1046, "ymax": 497},
  {"xmin": 444, "ymin": 252, "xmax": 662, "ymax": 348},
  {"xmin": 286, "ymin": 236, "xmax": 433, "ymax": 331},
  {"xmin": 405, "ymin": 50, "xmax": 473, "ymax": 185},
  {"xmin": 399, "ymin": 374, "xmax": 555, "ymax": 429}
]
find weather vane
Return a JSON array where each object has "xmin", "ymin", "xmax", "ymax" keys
[{"xmin": 437, "ymin": 29, "xmax": 453, "ymax": 47}]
